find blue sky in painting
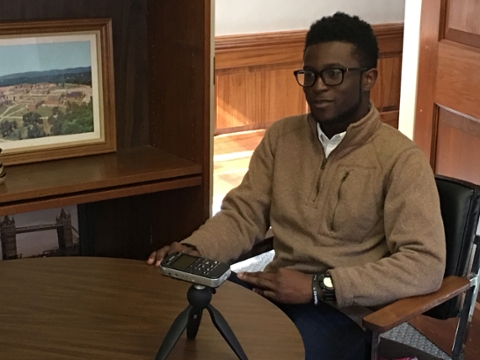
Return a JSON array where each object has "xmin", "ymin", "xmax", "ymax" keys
[{"xmin": 0, "ymin": 41, "xmax": 91, "ymax": 77}]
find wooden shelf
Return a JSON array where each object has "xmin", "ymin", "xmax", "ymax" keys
[
  {"xmin": 0, "ymin": 146, "xmax": 203, "ymax": 215},
  {"xmin": 0, "ymin": 1, "xmax": 212, "ymax": 259}
]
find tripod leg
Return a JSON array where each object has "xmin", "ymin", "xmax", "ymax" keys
[
  {"xmin": 155, "ymin": 305, "xmax": 192, "ymax": 360},
  {"xmin": 186, "ymin": 308, "xmax": 203, "ymax": 339},
  {"xmin": 206, "ymin": 304, "xmax": 249, "ymax": 360}
]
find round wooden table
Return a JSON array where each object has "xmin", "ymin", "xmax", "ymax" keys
[{"xmin": 0, "ymin": 257, "xmax": 304, "ymax": 359}]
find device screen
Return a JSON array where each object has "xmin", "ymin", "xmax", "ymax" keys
[{"xmin": 170, "ymin": 253, "xmax": 198, "ymax": 270}]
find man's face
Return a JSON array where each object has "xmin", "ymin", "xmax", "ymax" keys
[{"xmin": 302, "ymin": 41, "xmax": 372, "ymax": 125}]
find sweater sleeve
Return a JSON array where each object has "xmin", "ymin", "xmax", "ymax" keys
[
  {"xmin": 330, "ymin": 148, "xmax": 446, "ymax": 308},
  {"xmin": 179, "ymin": 126, "xmax": 277, "ymax": 263}
]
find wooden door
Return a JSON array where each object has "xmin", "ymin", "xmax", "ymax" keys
[
  {"xmin": 415, "ymin": 0, "xmax": 480, "ymax": 185},
  {"xmin": 410, "ymin": 2, "xmax": 480, "ymax": 357}
]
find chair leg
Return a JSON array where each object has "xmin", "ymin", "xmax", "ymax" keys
[
  {"xmin": 365, "ymin": 329, "xmax": 380, "ymax": 360},
  {"xmin": 452, "ymin": 283, "xmax": 478, "ymax": 360},
  {"xmin": 453, "ymin": 238, "xmax": 480, "ymax": 360}
]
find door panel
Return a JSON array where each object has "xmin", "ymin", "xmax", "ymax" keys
[
  {"xmin": 435, "ymin": 107, "xmax": 480, "ymax": 182},
  {"xmin": 435, "ymin": 41, "xmax": 480, "ymax": 120},
  {"xmin": 445, "ymin": 0, "xmax": 480, "ymax": 47},
  {"xmin": 415, "ymin": 0, "xmax": 480, "ymax": 184}
]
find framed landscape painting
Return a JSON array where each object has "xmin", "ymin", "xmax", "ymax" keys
[{"xmin": 0, "ymin": 18, "xmax": 116, "ymax": 166}]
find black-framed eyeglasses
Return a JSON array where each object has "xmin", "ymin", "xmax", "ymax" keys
[{"xmin": 293, "ymin": 67, "xmax": 368, "ymax": 87}]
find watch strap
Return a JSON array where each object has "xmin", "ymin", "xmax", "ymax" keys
[{"xmin": 312, "ymin": 274, "xmax": 319, "ymax": 305}]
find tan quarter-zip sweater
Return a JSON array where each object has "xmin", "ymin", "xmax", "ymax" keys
[{"xmin": 182, "ymin": 105, "xmax": 446, "ymax": 309}]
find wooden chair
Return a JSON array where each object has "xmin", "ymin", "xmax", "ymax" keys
[{"xmin": 234, "ymin": 175, "xmax": 480, "ymax": 360}]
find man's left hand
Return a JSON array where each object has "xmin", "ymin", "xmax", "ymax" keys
[{"xmin": 237, "ymin": 268, "xmax": 313, "ymax": 304}]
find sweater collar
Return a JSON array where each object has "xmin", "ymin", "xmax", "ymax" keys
[{"xmin": 308, "ymin": 100, "xmax": 382, "ymax": 152}]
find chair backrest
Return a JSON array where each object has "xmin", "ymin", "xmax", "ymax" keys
[{"xmin": 426, "ymin": 175, "xmax": 480, "ymax": 319}]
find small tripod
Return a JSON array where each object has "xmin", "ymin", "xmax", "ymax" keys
[{"xmin": 155, "ymin": 284, "xmax": 248, "ymax": 360}]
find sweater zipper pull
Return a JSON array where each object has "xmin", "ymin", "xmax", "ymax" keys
[
  {"xmin": 331, "ymin": 172, "xmax": 350, "ymax": 231},
  {"xmin": 321, "ymin": 158, "xmax": 327, "ymax": 170}
]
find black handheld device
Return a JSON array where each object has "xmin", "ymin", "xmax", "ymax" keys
[{"xmin": 160, "ymin": 252, "xmax": 231, "ymax": 288}]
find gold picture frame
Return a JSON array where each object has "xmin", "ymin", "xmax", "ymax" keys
[{"xmin": 0, "ymin": 18, "xmax": 116, "ymax": 166}]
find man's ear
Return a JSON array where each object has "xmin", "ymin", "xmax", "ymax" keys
[{"xmin": 363, "ymin": 68, "xmax": 378, "ymax": 91}]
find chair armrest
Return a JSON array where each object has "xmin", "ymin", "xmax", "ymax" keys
[
  {"xmin": 362, "ymin": 275, "xmax": 470, "ymax": 333},
  {"xmin": 234, "ymin": 237, "xmax": 274, "ymax": 263}
]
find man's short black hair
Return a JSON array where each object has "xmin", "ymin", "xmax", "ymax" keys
[{"xmin": 305, "ymin": 12, "xmax": 379, "ymax": 69}]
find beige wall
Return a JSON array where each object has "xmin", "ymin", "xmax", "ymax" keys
[{"xmin": 215, "ymin": 0, "xmax": 405, "ymax": 35}]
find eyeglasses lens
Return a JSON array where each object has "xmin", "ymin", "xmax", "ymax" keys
[
  {"xmin": 296, "ymin": 69, "xmax": 344, "ymax": 87},
  {"xmin": 295, "ymin": 71, "xmax": 313, "ymax": 87}
]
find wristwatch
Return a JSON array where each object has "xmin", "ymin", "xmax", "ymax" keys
[{"xmin": 318, "ymin": 272, "xmax": 336, "ymax": 302}]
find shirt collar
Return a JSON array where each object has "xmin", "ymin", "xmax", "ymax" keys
[{"xmin": 316, "ymin": 123, "xmax": 346, "ymax": 158}]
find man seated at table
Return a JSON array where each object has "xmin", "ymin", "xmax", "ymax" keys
[{"xmin": 147, "ymin": 12, "xmax": 446, "ymax": 360}]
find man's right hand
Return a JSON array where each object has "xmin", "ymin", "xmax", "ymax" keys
[{"xmin": 146, "ymin": 242, "xmax": 200, "ymax": 267}]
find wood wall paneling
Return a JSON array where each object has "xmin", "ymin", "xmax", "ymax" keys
[
  {"xmin": 215, "ymin": 67, "xmax": 306, "ymax": 134},
  {"xmin": 215, "ymin": 24, "xmax": 404, "ymax": 134},
  {"xmin": 375, "ymin": 23, "xmax": 404, "ymax": 56},
  {"xmin": 370, "ymin": 56, "xmax": 403, "ymax": 112},
  {"xmin": 215, "ymin": 30, "xmax": 305, "ymax": 70},
  {"xmin": 215, "ymin": 31, "xmax": 305, "ymax": 134}
]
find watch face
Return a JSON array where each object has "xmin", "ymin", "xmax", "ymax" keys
[{"xmin": 323, "ymin": 276, "xmax": 334, "ymax": 289}]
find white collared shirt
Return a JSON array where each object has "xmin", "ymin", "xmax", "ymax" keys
[{"xmin": 316, "ymin": 123, "xmax": 346, "ymax": 158}]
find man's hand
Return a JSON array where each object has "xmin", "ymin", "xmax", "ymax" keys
[
  {"xmin": 237, "ymin": 268, "xmax": 313, "ymax": 304},
  {"xmin": 147, "ymin": 242, "xmax": 200, "ymax": 267}
]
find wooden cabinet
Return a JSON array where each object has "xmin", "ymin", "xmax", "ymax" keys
[{"xmin": 0, "ymin": 0, "xmax": 212, "ymax": 259}]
